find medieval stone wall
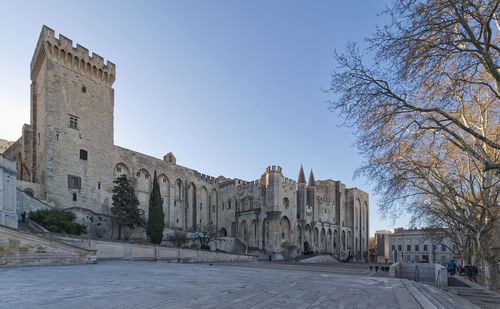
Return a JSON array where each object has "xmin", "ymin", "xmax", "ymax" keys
[{"xmin": 4, "ymin": 26, "xmax": 370, "ymax": 260}]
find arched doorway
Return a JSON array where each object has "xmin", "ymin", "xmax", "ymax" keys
[
  {"xmin": 231, "ymin": 222, "xmax": 236, "ymax": 236},
  {"xmin": 220, "ymin": 227, "xmax": 227, "ymax": 237},
  {"xmin": 280, "ymin": 216, "xmax": 291, "ymax": 244}
]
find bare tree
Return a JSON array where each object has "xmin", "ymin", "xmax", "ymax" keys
[
  {"xmin": 193, "ymin": 224, "xmax": 218, "ymax": 250},
  {"xmin": 329, "ymin": 0, "xmax": 500, "ymax": 288}
]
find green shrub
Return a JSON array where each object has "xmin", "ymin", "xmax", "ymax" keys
[{"xmin": 29, "ymin": 209, "xmax": 87, "ymax": 235}]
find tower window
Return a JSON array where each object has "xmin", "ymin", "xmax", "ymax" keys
[
  {"xmin": 162, "ymin": 178, "xmax": 167, "ymax": 183},
  {"xmin": 98, "ymin": 182, "xmax": 101, "ymax": 190},
  {"xmin": 69, "ymin": 115, "xmax": 78, "ymax": 129},
  {"xmin": 145, "ymin": 173, "xmax": 149, "ymax": 179},
  {"xmin": 82, "ymin": 86, "xmax": 86, "ymax": 93},
  {"xmin": 116, "ymin": 166, "xmax": 122, "ymax": 173},
  {"xmin": 68, "ymin": 175, "xmax": 81, "ymax": 189},
  {"xmin": 136, "ymin": 172, "xmax": 141, "ymax": 177},
  {"xmin": 80, "ymin": 149, "xmax": 88, "ymax": 160},
  {"xmin": 72, "ymin": 192, "xmax": 77, "ymax": 201}
]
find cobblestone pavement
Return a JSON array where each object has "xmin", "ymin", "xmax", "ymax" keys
[{"xmin": 0, "ymin": 261, "xmax": 419, "ymax": 309}]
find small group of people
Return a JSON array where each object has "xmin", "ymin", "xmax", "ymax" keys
[
  {"xmin": 369, "ymin": 265, "xmax": 389, "ymax": 272},
  {"xmin": 462, "ymin": 265, "xmax": 478, "ymax": 282},
  {"xmin": 448, "ymin": 260, "xmax": 478, "ymax": 282}
]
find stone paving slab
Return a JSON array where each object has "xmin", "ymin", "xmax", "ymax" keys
[{"xmin": 0, "ymin": 261, "xmax": 420, "ymax": 308}]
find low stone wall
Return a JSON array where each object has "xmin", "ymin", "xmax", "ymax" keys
[
  {"xmin": 389, "ymin": 262, "xmax": 401, "ymax": 278},
  {"xmin": 0, "ymin": 224, "xmax": 96, "ymax": 267},
  {"xmin": 208, "ymin": 236, "xmax": 246, "ymax": 253},
  {"xmin": 390, "ymin": 262, "xmax": 447, "ymax": 286},
  {"xmin": 434, "ymin": 263, "xmax": 448, "ymax": 287},
  {"xmin": 299, "ymin": 255, "xmax": 338, "ymax": 263},
  {"xmin": 44, "ymin": 235, "xmax": 258, "ymax": 263}
]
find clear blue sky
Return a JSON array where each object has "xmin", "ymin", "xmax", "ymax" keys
[{"xmin": 0, "ymin": 0, "xmax": 410, "ymax": 236}]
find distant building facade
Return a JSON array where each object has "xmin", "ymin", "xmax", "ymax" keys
[
  {"xmin": 2, "ymin": 26, "xmax": 370, "ymax": 259},
  {"xmin": 374, "ymin": 229, "xmax": 393, "ymax": 263},
  {"xmin": 389, "ymin": 228, "xmax": 456, "ymax": 264}
]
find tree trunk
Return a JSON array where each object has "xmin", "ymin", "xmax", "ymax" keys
[
  {"xmin": 483, "ymin": 257, "xmax": 498, "ymax": 289},
  {"xmin": 476, "ymin": 232, "xmax": 498, "ymax": 289},
  {"xmin": 118, "ymin": 225, "xmax": 122, "ymax": 240}
]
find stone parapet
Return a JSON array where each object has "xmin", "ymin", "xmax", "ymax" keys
[{"xmin": 31, "ymin": 25, "xmax": 115, "ymax": 85}]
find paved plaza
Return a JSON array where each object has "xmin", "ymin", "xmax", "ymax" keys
[{"xmin": 0, "ymin": 261, "xmax": 420, "ymax": 309}]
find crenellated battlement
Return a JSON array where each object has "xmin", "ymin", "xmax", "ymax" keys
[
  {"xmin": 31, "ymin": 25, "xmax": 115, "ymax": 85},
  {"xmin": 281, "ymin": 176, "xmax": 297, "ymax": 188},
  {"xmin": 199, "ymin": 173, "xmax": 216, "ymax": 184},
  {"xmin": 265, "ymin": 165, "xmax": 282, "ymax": 174},
  {"xmin": 238, "ymin": 179, "xmax": 262, "ymax": 190}
]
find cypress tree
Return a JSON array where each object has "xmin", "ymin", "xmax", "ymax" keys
[
  {"xmin": 146, "ymin": 171, "xmax": 165, "ymax": 244},
  {"xmin": 111, "ymin": 174, "xmax": 142, "ymax": 240}
]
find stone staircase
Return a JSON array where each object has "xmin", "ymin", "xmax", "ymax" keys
[
  {"xmin": 17, "ymin": 219, "xmax": 48, "ymax": 234},
  {"xmin": 446, "ymin": 276, "xmax": 500, "ymax": 309},
  {"xmin": 403, "ymin": 279, "xmax": 481, "ymax": 309},
  {"xmin": 0, "ymin": 224, "xmax": 96, "ymax": 267}
]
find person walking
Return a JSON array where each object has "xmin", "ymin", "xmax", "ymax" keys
[
  {"xmin": 471, "ymin": 265, "xmax": 478, "ymax": 282},
  {"xmin": 448, "ymin": 260, "xmax": 457, "ymax": 276}
]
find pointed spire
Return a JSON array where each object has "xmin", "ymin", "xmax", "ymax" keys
[
  {"xmin": 298, "ymin": 164, "xmax": 306, "ymax": 184},
  {"xmin": 308, "ymin": 169, "xmax": 315, "ymax": 187}
]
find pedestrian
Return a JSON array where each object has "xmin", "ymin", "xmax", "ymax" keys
[
  {"xmin": 448, "ymin": 259, "xmax": 457, "ymax": 276},
  {"xmin": 471, "ymin": 265, "xmax": 478, "ymax": 282},
  {"xmin": 466, "ymin": 265, "xmax": 472, "ymax": 280},
  {"xmin": 21, "ymin": 211, "xmax": 26, "ymax": 222},
  {"xmin": 375, "ymin": 266, "xmax": 378, "ymax": 272},
  {"xmin": 370, "ymin": 265, "xmax": 373, "ymax": 271}
]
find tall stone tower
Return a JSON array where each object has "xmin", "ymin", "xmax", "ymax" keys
[{"xmin": 30, "ymin": 26, "xmax": 115, "ymax": 210}]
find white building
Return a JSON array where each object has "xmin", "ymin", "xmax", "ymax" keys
[{"xmin": 389, "ymin": 228, "xmax": 456, "ymax": 265}]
